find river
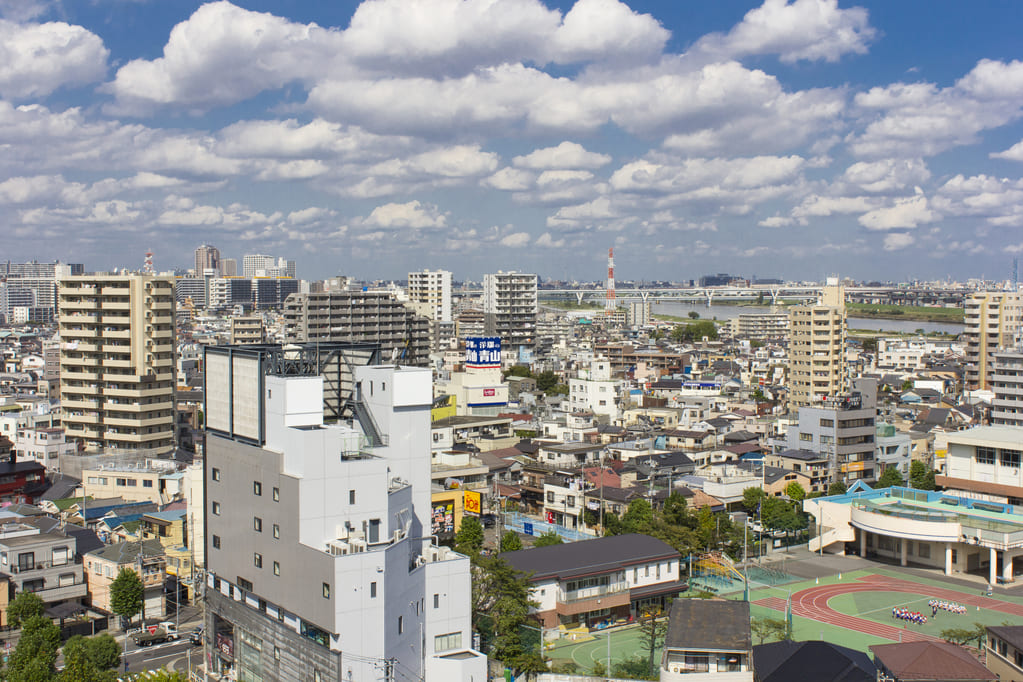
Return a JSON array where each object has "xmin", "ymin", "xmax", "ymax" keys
[{"xmin": 650, "ymin": 301, "xmax": 964, "ymax": 335}]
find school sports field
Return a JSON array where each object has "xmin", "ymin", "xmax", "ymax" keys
[{"xmin": 548, "ymin": 565, "xmax": 1023, "ymax": 674}]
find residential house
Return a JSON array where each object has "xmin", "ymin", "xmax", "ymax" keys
[
  {"xmin": 84, "ymin": 538, "xmax": 166, "ymax": 619},
  {"xmin": 870, "ymin": 641, "xmax": 996, "ymax": 682},
  {"xmin": 986, "ymin": 625, "xmax": 1023, "ymax": 681},
  {"xmin": 764, "ymin": 450, "xmax": 829, "ymax": 495},
  {"xmin": 753, "ymin": 640, "xmax": 874, "ymax": 682},
  {"xmin": 660, "ymin": 599, "xmax": 753, "ymax": 681},
  {"xmin": 81, "ymin": 464, "xmax": 182, "ymax": 505},
  {"xmin": 0, "ymin": 523, "xmax": 87, "ymax": 611}
]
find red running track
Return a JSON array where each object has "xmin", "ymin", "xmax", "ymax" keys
[{"xmin": 752, "ymin": 573, "xmax": 1023, "ymax": 643}]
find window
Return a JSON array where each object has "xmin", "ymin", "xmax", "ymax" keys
[
  {"xmin": 398, "ymin": 616, "xmax": 404, "ymax": 634},
  {"xmin": 116, "ymin": 478, "xmax": 127, "ymax": 486},
  {"xmin": 434, "ymin": 593, "xmax": 439, "ymax": 608},
  {"xmin": 273, "ymin": 487, "xmax": 280, "ymax": 502},
  {"xmin": 799, "ymin": 433, "xmax": 813, "ymax": 442},
  {"xmin": 254, "ymin": 481, "xmax": 262, "ymax": 496},
  {"xmin": 273, "ymin": 561, "xmax": 280, "ymax": 576},
  {"xmin": 212, "ymin": 535, "xmax": 221, "ymax": 549},
  {"xmin": 435, "ymin": 632, "xmax": 462, "ymax": 652},
  {"xmin": 645, "ymin": 566, "xmax": 650, "ymax": 577},
  {"xmin": 369, "ymin": 519, "xmax": 380, "ymax": 544},
  {"xmin": 143, "ymin": 480, "xmax": 153, "ymax": 488},
  {"xmin": 254, "ymin": 517, "xmax": 262, "ymax": 532},
  {"xmin": 254, "ymin": 553, "xmax": 262, "ymax": 569},
  {"xmin": 322, "ymin": 583, "xmax": 330, "ymax": 599},
  {"xmin": 272, "ymin": 524, "xmax": 279, "ymax": 539},
  {"xmin": 212, "ymin": 501, "xmax": 221, "ymax": 515},
  {"xmin": 370, "ymin": 582, "xmax": 377, "ymax": 598},
  {"xmin": 349, "ymin": 490, "xmax": 356, "ymax": 504},
  {"xmin": 819, "ymin": 418, "xmax": 834, "ymax": 427},
  {"xmin": 126, "ymin": 479, "xmax": 137, "ymax": 487},
  {"xmin": 977, "ymin": 447, "xmax": 996, "ymax": 465},
  {"xmin": 547, "ymin": 491, "xmax": 555, "ymax": 503},
  {"xmin": 238, "ymin": 577, "xmax": 253, "ymax": 591},
  {"xmin": 1001, "ymin": 449, "xmax": 1021, "ymax": 468}
]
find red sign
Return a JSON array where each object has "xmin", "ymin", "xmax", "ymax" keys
[
  {"xmin": 148, "ymin": 626, "xmax": 158, "ymax": 634},
  {"xmin": 483, "ymin": 388, "xmax": 496, "ymax": 397}
]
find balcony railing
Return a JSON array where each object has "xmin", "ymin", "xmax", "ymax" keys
[{"xmin": 559, "ymin": 584, "xmax": 628, "ymax": 603}]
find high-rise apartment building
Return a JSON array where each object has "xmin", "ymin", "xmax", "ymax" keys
[
  {"xmin": 992, "ymin": 350, "xmax": 1023, "ymax": 426},
  {"xmin": 1, "ymin": 261, "xmax": 82, "ymax": 323},
  {"xmin": 731, "ymin": 312, "xmax": 789, "ymax": 341},
  {"xmin": 175, "ymin": 276, "xmax": 206, "ymax": 308},
  {"xmin": 407, "ymin": 270, "xmax": 452, "ymax": 323},
  {"xmin": 194, "ymin": 244, "xmax": 220, "ymax": 276},
  {"xmin": 202, "ymin": 347, "xmax": 484, "ymax": 681},
  {"xmin": 242, "ymin": 254, "xmax": 275, "ymax": 277},
  {"xmin": 58, "ymin": 274, "xmax": 176, "ymax": 456},
  {"xmin": 788, "ymin": 280, "xmax": 846, "ymax": 410},
  {"xmin": 221, "ymin": 258, "xmax": 238, "ymax": 277},
  {"xmin": 964, "ymin": 292, "xmax": 1023, "ymax": 390},
  {"xmin": 283, "ymin": 291, "xmax": 430, "ymax": 365},
  {"xmin": 483, "ymin": 271, "xmax": 537, "ymax": 350}
]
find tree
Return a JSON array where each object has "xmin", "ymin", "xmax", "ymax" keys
[
  {"xmin": 7, "ymin": 592, "xmax": 45, "ymax": 628},
  {"xmin": 688, "ymin": 311, "xmax": 700, "ymax": 319},
  {"xmin": 940, "ymin": 623, "xmax": 987, "ymax": 649},
  {"xmin": 613, "ymin": 656, "xmax": 658, "ymax": 681},
  {"xmin": 751, "ymin": 617, "xmax": 791, "ymax": 645},
  {"xmin": 622, "ymin": 498, "xmax": 654, "ymax": 534},
  {"xmin": 500, "ymin": 531, "xmax": 523, "ymax": 552},
  {"xmin": 828, "ymin": 481, "xmax": 847, "ymax": 496},
  {"xmin": 504, "ymin": 365, "xmax": 533, "ymax": 379},
  {"xmin": 661, "ymin": 492, "xmax": 690, "ymax": 526},
  {"xmin": 910, "ymin": 461, "xmax": 936, "ymax": 491},
  {"xmin": 532, "ymin": 531, "xmax": 563, "ymax": 547},
  {"xmin": 109, "ymin": 568, "xmax": 144, "ymax": 629},
  {"xmin": 784, "ymin": 481, "xmax": 806, "ymax": 502},
  {"xmin": 638, "ymin": 609, "xmax": 668, "ymax": 677},
  {"xmin": 535, "ymin": 371, "xmax": 560, "ymax": 394},
  {"xmin": 603, "ymin": 511, "xmax": 624, "ymax": 536},
  {"xmin": 742, "ymin": 487, "xmax": 767, "ymax": 513},
  {"xmin": 63, "ymin": 634, "xmax": 121, "ymax": 672},
  {"xmin": 455, "ymin": 517, "xmax": 485, "ymax": 556},
  {"xmin": 877, "ymin": 466, "xmax": 904, "ymax": 488},
  {"xmin": 470, "ymin": 555, "xmax": 545, "ymax": 677},
  {"xmin": 5, "ymin": 615, "xmax": 60, "ymax": 682}
]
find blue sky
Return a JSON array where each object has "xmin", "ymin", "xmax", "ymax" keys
[{"xmin": 2, "ymin": 0, "xmax": 1023, "ymax": 283}]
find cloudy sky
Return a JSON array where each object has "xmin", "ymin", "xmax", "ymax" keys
[{"xmin": 2, "ymin": 0, "xmax": 1023, "ymax": 282}]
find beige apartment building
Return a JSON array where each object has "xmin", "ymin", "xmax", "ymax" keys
[
  {"xmin": 788, "ymin": 281, "xmax": 847, "ymax": 410},
  {"xmin": 81, "ymin": 464, "xmax": 180, "ymax": 504},
  {"xmin": 59, "ymin": 274, "xmax": 176, "ymax": 456},
  {"xmin": 965, "ymin": 292, "xmax": 1023, "ymax": 390},
  {"xmin": 229, "ymin": 315, "xmax": 264, "ymax": 344}
]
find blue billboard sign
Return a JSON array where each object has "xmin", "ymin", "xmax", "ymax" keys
[{"xmin": 465, "ymin": 336, "xmax": 501, "ymax": 368}]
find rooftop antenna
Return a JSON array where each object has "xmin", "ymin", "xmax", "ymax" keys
[{"xmin": 144, "ymin": 248, "xmax": 154, "ymax": 274}]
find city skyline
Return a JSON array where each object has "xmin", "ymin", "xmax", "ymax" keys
[{"xmin": 1, "ymin": 0, "xmax": 1022, "ymax": 281}]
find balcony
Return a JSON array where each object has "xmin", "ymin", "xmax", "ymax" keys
[
  {"xmin": 7, "ymin": 559, "xmax": 73, "ymax": 574},
  {"xmin": 554, "ymin": 588, "xmax": 630, "ymax": 616}
]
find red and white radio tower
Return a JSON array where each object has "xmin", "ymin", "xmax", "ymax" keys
[
  {"xmin": 605, "ymin": 247, "xmax": 616, "ymax": 314},
  {"xmin": 144, "ymin": 248, "xmax": 154, "ymax": 274}
]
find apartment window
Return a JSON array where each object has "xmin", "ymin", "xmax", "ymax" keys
[
  {"xmin": 547, "ymin": 491, "xmax": 555, "ymax": 503},
  {"xmin": 143, "ymin": 480, "xmax": 153, "ymax": 488},
  {"xmin": 126, "ymin": 479, "xmax": 137, "ymax": 487},
  {"xmin": 349, "ymin": 490, "xmax": 356, "ymax": 504},
  {"xmin": 799, "ymin": 433, "xmax": 813, "ymax": 442},
  {"xmin": 254, "ymin": 481, "xmax": 262, "ymax": 496},
  {"xmin": 1001, "ymin": 449, "xmax": 1021, "ymax": 468},
  {"xmin": 434, "ymin": 593, "xmax": 439, "ymax": 608},
  {"xmin": 977, "ymin": 447, "xmax": 996, "ymax": 465},
  {"xmin": 272, "ymin": 487, "xmax": 280, "ymax": 502},
  {"xmin": 212, "ymin": 501, "xmax": 221, "ymax": 515},
  {"xmin": 273, "ymin": 561, "xmax": 280, "ymax": 576},
  {"xmin": 272, "ymin": 524, "xmax": 280, "ymax": 539},
  {"xmin": 370, "ymin": 582, "xmax": 377, "ymax": 598},
  {"xmin": 819, "ymin": 418, "xmax": 834, "ymax": 427},
  {"xmin": 645, "ymin": 566, "xmax": 650, "ymax": 577},
  {"xmin": 254, "ymin": 517, "xmax": 263, "ymax": 532},
  {"xmin": 254, "ymin": 553, "xmax": 262, "ymax": 569},
  {"xmin": 238, "ymin": 577, "xmax": 253, "ymax": 591},
  {"xmin": 369, "ymin": 519, "xmax": 380, "ymax": 544},
  {"xmin": 398, "ymin": 616, "xmax": 404, "ymax": 634},
  {"xmin": 116, "ymin": 478, "xmax": 127, "ymax": 486},
  {"xmin": 435, "ymin": 632, "xmax": 462, "ymax": 652},
  {"xmin": 322, "ymin": 583, "xmax": 330, "ymax": 599},
  {"xmin": 212, "ymin": 535, "xmax": 221, "ymax": 549},
  {"xmin": 211, "ymin": 468, "xmax": 221, "ymax": 481},
  {"xmin": 566, "ymin": 496, "xmax": 575, "ymax": 508}
]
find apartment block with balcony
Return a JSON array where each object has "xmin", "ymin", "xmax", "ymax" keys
[
  {"xmin": 986, "ymin": 625, "xmax": 1023, "ymax": 681},
  {"xmin": 483, "ymin": 271, "xmax": 537, "ymax": 350},
  {"xmin": 407, "ymin": 270, "xmax": 452, "ymax": 323},
  {"xmin": 15, "ymin": 426, "xmax": 76, "ymax": 472},
  {"xmin": 282, "ymin": 290, "xmax": 430, "ymax": 366},
  {"xmin": 58, "ymin": 273, "xmax": 176, "ymax": 457},
  {"xmin": 936, "ymin": 425, "xmax": 1023, "ymax": 504},
  {"xmin": 501, "ymin": 533, "xmax": 685, "ymax": 630},
  {"xmin": 788, "ymin": 281, "xmax": 846, "ymax": 410},
  {"xmin": 730, "ymin": 312, "xmax": 789, "ymax": 342},
  {"xmin": 0, "ymin": 523, "xmax": 88, "ymax": 609},
  {"xmin": 81, "ymin": 464, "xmax": 180, "ymax": 505},
  {"xmin": 992, "ymin": 350, "xmax": 1023, "ymax": 426},
  {"xmin": 964, "ymin": 292, "xmax": 1023, "ymax": 390},
  {"xmin": 230, "ymin": 315, "xmax": 265, "ymax": 345}
]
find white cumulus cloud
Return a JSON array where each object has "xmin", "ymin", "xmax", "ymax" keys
[{"xmin": 0, "ymin": 19, "xmax": 108, "ymax": 99}]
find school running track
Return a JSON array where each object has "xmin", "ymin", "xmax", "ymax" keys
[{"xmin": 752, "ymin": 573, "xmax": 1023, "ymax": 643}]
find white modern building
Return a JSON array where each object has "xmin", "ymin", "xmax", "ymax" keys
[
  {"xmin": 992, "ymin": 351, "xmax": 1023, "ymax": 427},
  {"xmin": 203, "ymin": 347, "xmax": 484, "ymax": 681},
  {"xmin": 936, "ymin": 425, "xmax": 1023, "ymax": 505},
  {"xmin": 408, "ymin": 270, "xmax": 452, "ymax": 323},
  {"xmin": 568, "ymin": 357, "xmax": 619, "ymax": 419},
  {"xmin": 15, "ymin": 426, "xmax": 76, "ymax": 472}
]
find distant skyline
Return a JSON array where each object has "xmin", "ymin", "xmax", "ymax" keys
[{"xmin": 1, "ymin": 0, "xmax": 1023, "ymax": 281}]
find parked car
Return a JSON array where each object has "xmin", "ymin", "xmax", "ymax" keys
[
  {"xmin": 189, "ymin": 627, "xmax": 203, "ymax": 646},
  {"xmin": 480, "ymin": 513, "xmax": 497, "ymax": 528}
]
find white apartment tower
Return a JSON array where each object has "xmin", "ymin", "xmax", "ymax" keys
[
  {"xmin": 407, "ymin": 270, "xmax": 452, "ymax": 323},
  {"xmin": 58, "ymin": 273, "xmax": 177, "ymax": 456},
  {"xmin": 483, "ymin": 271, "xmax": 537, "ymax": 350},
  {"xmin": 964, "ymin": 292, "xmax": 1023, "ymax": 390},
  {"xmin": 788, "ymin": 280, "xmax": 847, "ymax": 410},
  {"xmin": 202, "ymin": 347, "xmax": 485, "ymax": 681},
  {"xmin": 242, "ymin": 254, "xmax": 275, "ymax": 277}
]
